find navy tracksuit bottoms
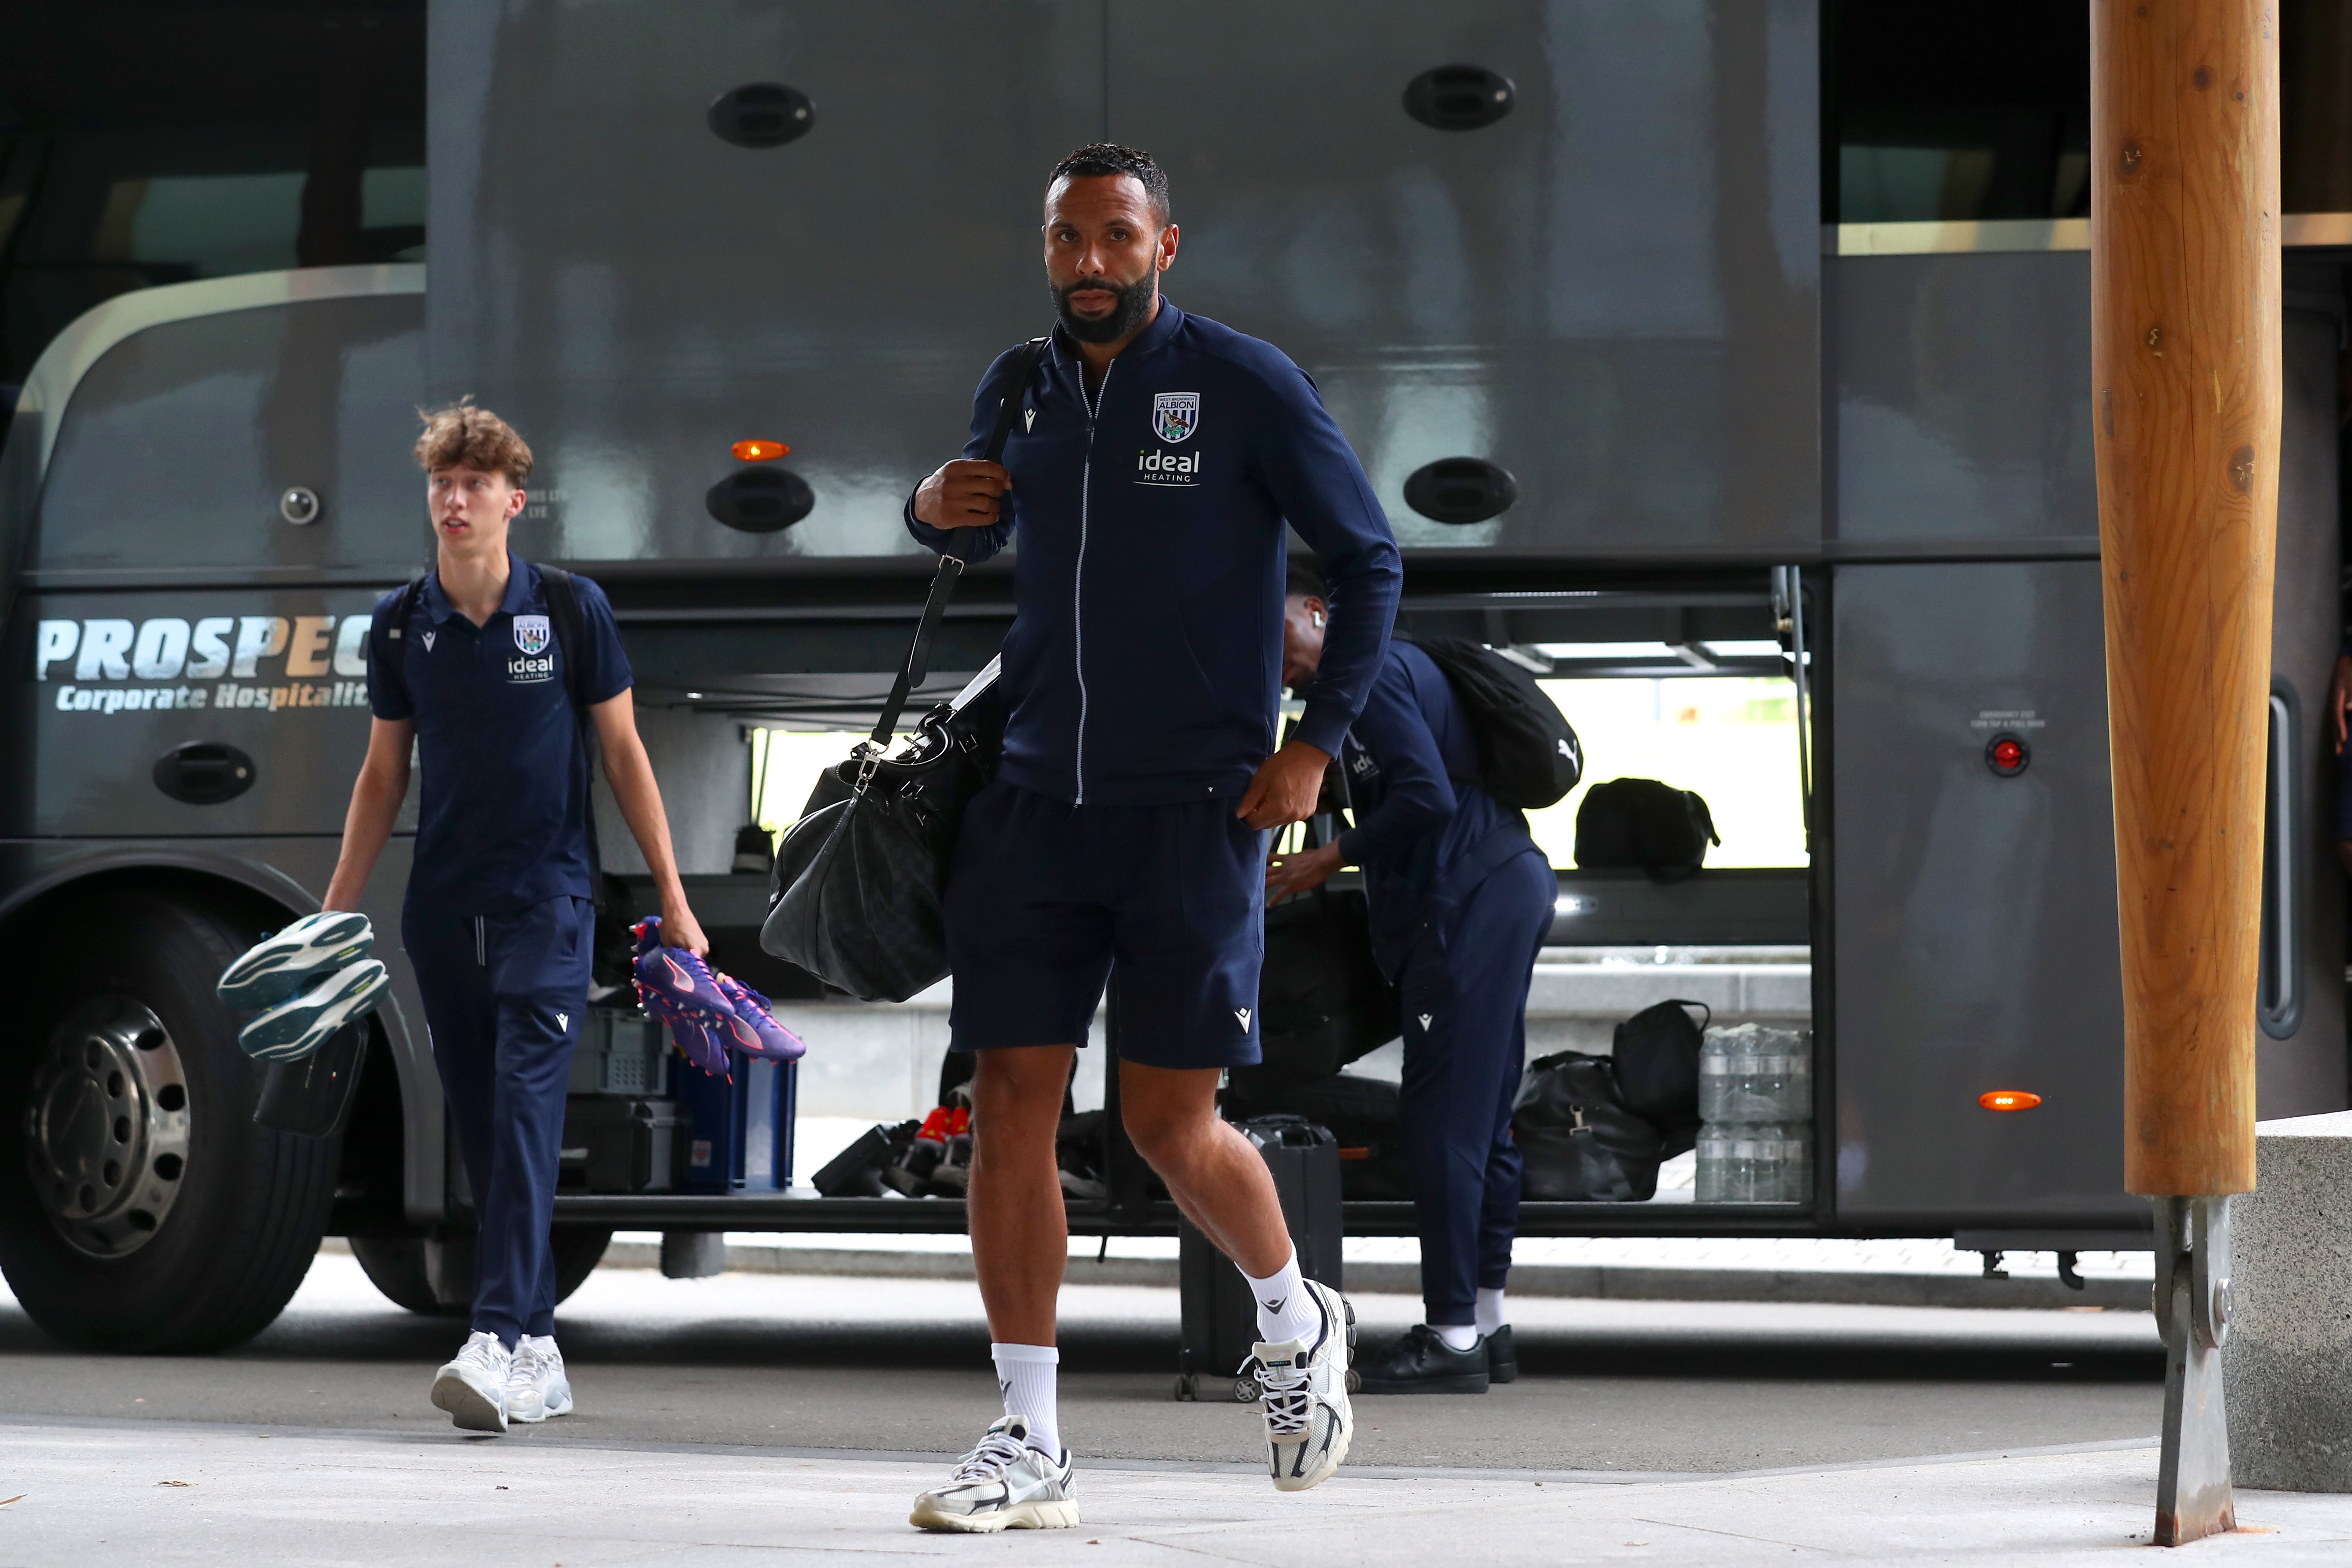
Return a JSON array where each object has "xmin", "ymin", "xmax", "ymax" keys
[
  {"xmin": 402, "ymin": 896, "xmax": 593, "ymax": 1346},
  {"xmin": 1398, "ymin": 851, "xmax": 1558, "ymax": 1328}
]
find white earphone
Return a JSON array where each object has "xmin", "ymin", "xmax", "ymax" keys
[{"xmin": 1312, "ymin": 611, "xmax": 1325, "ymax": 628}]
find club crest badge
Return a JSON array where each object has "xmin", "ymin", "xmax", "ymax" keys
[
  {"xmin": 1151, "ymin": 391, "xmax": 1200, "ymax": 444},
  {"xmin": 513, "ymin": 615, "xmax": 551, "ymax": 656}
]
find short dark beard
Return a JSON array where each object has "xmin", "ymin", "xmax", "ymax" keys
[{"xmin": 1052, "ymin": 272, "xmax": 1156, "ymax": 344}]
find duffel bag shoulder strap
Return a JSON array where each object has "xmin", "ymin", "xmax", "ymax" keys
[{"xmin": 868, "ymin": 336, "xmax": 1050, "ymax": 749}]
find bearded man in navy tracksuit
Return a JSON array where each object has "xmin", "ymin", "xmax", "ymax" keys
[
  {"xmin": 899, "ymin": 145, "xmax": 1400, "ymax": 1533},
  {"xmin": 1270, "ymin": 565, "xmax": 1557, "ymax": 1396}
]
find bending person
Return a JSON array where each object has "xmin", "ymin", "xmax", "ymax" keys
[
  {"xmin": 322, "ymin": 404, "xmax": 709, "ymax": 1434},
  {"xmin": 1270, "ymin": 565, "xmax": 1555, "ymax": 1393},
  {"xmin": 903, "ymin": 144, "xmax": 1401, "ymax": 1531}
]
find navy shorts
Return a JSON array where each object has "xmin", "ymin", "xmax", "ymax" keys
[{"xmin": 943, "ymin": 781, "xmax": 1267, "ymax": 1069}]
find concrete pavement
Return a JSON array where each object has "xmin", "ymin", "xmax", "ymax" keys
[
  {"xmin": 0, "ymin": 1254, "xmax": 2166, "ymax": 1472},
  {"xmin": 4, "ymin": 1417, "xmax": 2349, "ymax": 1565}
]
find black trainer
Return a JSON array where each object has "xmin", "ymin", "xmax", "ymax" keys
[
  {"xmin": 1358, "ymin": 1323, "xmax": 1489, "ymax": 1394},
  {"xmin": 1484, "ymin": 1324, "xmax": 1517, "ymax": 1384}
]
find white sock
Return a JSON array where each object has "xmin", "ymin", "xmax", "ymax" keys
[
  {"xmin": 1241, "ymin": 1249, "xmax": 1321, "ymax": 1346},
  {"xmin": 1432, "ymin": 1323, "xmax": 1478, "ymax": 1353},
  {"xmin": 1475, "ymin": 1287, "xmax": 1507, "ymax": 1337},
  {"xmin": 990, "ymin": 1343, "xmax": 1061, "ymax": 1456}
]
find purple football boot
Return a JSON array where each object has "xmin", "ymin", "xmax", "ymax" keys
[
  {"xmin": 630, "ymin": 917, "xmax": 735, "ymax": 1078},
  {"xmin": 713, "ymin": 973, "xmax": 806, "ymax": 1063},
  {"xmin": 666, "ymin": 1013, "xmax": 732, "ymax": 1080}
]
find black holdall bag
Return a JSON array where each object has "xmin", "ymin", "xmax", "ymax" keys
[
  {"xmin": 1231, "ymin": 884, "xmax": 1400, "ymax": 1095},
  {"xmin": 1397, "ymin": 635, "xmax": 1582, "ymax": 809},
  {"xmin": 1609, "ymin": 998, "xmax": 1709, "ymax": 1158},
  {"xmin": 1573, "ymin": 777, "xmax": 1720, "ymax": 881},
  {"xmin": 1511, "ymin": 1050, "xmax": 1665, "ymax": 1201},
  {"xmin": 759, "ymin": 338, "xmax": 1047, "ymax": 1002}
]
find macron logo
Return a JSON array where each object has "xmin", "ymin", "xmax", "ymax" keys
[
  {"xmin": 556, "ymin": 1012, "xmax": 568, "ymax": 1030},
  {"xmin": 1023, "ymin": 407, "xmax": 1036, "ymax": 433},
  {"xmin": 1418, "ymin": 1013, "xmax": 1434, "ymax": 1029},
  {"xmin": 1235, "ymin": 1008, "xmax": 1252, "ymax": 1030}
]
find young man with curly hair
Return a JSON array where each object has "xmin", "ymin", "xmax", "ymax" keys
[{"xmin": 322, "ymin": 403, "xmax": 709, "ymax": 1433}]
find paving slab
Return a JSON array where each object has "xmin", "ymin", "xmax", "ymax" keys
[
  {"xmin": 1, "ymin": 1255, "xmax": 2163, "ymax": 1473},
  {"xmin": 1, "ymin": 1417, "xmax": 2348, "ymax": 1566}
]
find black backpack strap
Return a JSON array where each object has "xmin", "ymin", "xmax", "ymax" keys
[
  {"xmin": 535, "ymin": 564, "xmax": 607, "ymax": 905},
  {"xmin": 538, "ymin": 565, "xmax": 591, "ymax": 716},
  {"xmin": 369, "ymin": 575, "xmax": 427, "ymax": 715},
  {"xmin": 870, "ymin": 336, "xmax": 1050, "ymax": 748}
]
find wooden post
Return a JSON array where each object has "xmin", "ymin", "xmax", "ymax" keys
[
  {"xmin": 2093, "ymin": 0, "xmax": 2281, "ymax": 1545},
  {"xmin": 2093, "ymin": 0, "xmax": 2280, "ymax": 1200}
]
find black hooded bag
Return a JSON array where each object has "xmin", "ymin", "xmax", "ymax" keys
[
  {"xmin": 1511, "ymin": 1050, "xmax": 1665, "ymax": 1201},
  {"xmin": 1610, "ymin": 998, "xmax": 1709, "ymax": 1158},
  {"xmin": 1399, "ymin": 635, "xmax": 1583, "ymax": 809},
  {"xmin": 1573, "ymin": 777, "xmax": 1720, "ymax": 881},
  {"xmin": 758, "ymin": 339, "xmax": 1045, "ymax": 1001}
]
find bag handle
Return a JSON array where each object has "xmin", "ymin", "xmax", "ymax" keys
[{"xmin": 868, "ymin": 336, "xmax": 1050, "ymax": 749}]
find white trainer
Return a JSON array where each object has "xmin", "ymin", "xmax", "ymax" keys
[
  {"xmin": 909, "ymin": 1416, "xmax": 1079, "ymax": 1533},
  {"xmin": 431, "ymin": 1330, "xmax": 511, "ymax": 1434},
  {"xmin": 505, "ymin": 1334, "xmax": 573, "ymax": 1423},
  {"xmin": 1254, "ymin": 1277, "xmax": 1355, "ymax": 1492}
]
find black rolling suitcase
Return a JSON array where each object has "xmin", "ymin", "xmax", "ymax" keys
[{"xmin": 1174, "ymin": 1115, "xmax": 1352, "ymax": 1402}]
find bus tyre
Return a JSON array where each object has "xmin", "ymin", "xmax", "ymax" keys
[
  {"xmin": 349, "ymin": 1227, "xmax": 613, "ymax": 1316},
  {"xmin": 0, "ymin": 890, "xmax": 336, "ymax": 1353}
]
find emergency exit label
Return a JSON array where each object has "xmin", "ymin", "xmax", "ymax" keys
[{"xmin": 1970, "ymin": 708, "xmax": 2046, "ymax": 731}]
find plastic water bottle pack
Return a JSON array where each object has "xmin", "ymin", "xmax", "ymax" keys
[{"xmin": 1695, "ymin": 1023, "xmax": 1813, "ymax": 1204}]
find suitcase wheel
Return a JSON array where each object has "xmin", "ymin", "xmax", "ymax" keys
[
  {"xmin": 1230, "ymin": 1375, "xmax": 1261, "ymax": 1405},
  {"xmin": 1346, "ymin": 1367, "xmax": 1362, "ymax": 1395},
  {"xmin": 1173, "ymin": 1374, "xmax": 1197, "ymax": 1402}
]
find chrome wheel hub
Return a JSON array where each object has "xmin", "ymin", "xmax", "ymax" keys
[{"xmin": 26, "ymin": 997, "xmax": 191, "ymax": 1258}]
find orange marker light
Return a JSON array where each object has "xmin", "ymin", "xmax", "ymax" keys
[
  {"xmin": 731, "ymin": 440, "xmax": 790, "ymax": 462},
  {"xmin": 1978, "ymin": 1090, "xmax": 2043, "ymax": 1112}
]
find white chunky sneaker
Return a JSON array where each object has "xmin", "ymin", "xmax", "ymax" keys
[
  {"xmin": 1254, "ymin": 1277, "xmax": 1354, "ymax": 1492},
  {"xmin": 216, "ymin": 911, "xmax": 373, "ymax": 1010},
  {"xmin": 505, "ymin": 1334, "xmax": 573, "ymax": 1423},
  {"xmin": 909, "ymin": 1415, "xmax": 1079, "ymax": 1533},
  {"xmin": 431, "ymin": 1330, "xmax": 512, "ymax": 1434}
]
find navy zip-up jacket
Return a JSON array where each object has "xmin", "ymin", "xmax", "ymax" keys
[
  {"xmin": 1336, "ymin": 642, "xmax": 1544, "ymax": 978},
  {"xmin": 905, "ymin": 302, "xmax": 1401, "ymax": 805}
]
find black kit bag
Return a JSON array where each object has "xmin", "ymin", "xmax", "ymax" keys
[
  {"xmin": 1399, "ymin": 635, "xmax": 1583, "ymax": 809},
  {"xmin": 1229, "ymin": 885, "xmax": 1400, "ymax": 1095},
  {"xmin": 1610, "ymin": 999, "xmax": 1709, "ymax": 1158},
  {"xmin": 1511, "ymin": 1050, "xmax": 1665, "ymax": 1201},
  {"xmin": 1573, "ymin": 777, "xmax": 1720, "ymax": 881},
  {"xmin": 759, "ymin": 338, "xmax": 1047, "ymax": 1002},
  {"xmin": 1225, "ymin": 1071, "xmax": 1412, "ymax": 1201}
]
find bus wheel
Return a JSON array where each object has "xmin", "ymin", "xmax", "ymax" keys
[
  {"xmin": 349, "ymin": 1227, "xmax": 613, "ymax": 1315},
  {"xmin": 0, "ymin": 890, "xmax": 336, "ymax": 1353}
]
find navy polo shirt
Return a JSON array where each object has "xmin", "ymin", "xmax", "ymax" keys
[{"xmin": 366, "ymin": 557, "xmax": 631, "ymax": 917}]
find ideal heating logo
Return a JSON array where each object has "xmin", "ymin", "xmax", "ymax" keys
[
  {"xmin": 1135, "ymin": 448, "xmax": 1202, "ymax": 487},
  {"xmin": 32, "ymin": 614, "xmax": 373, "ymax": 715}
]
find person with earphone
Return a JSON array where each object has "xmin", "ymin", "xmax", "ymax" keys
[{"xmin": 1268, "ymin": 560, "xmax": 1555, "ymax": 1394}]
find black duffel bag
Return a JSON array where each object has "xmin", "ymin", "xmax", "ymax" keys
[
  {"xmin": 759, "ymin": 338, "xmax": 1044, "ymax": 1001},
  {"xmin": 1610, "ymin": 998, "xmax": 1709, "ymax": 1159},
  {"xmin": 1229, "ymin": 885, "xmax": 1400, "ymax": 1096},
  {"xmin": 1511, "ymin": 1050, "xmax": 1665, "ymax": 1201},
  {"xmin": 1573, "ymin": 777, "xmax": 1720, "ymax": 881}
]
